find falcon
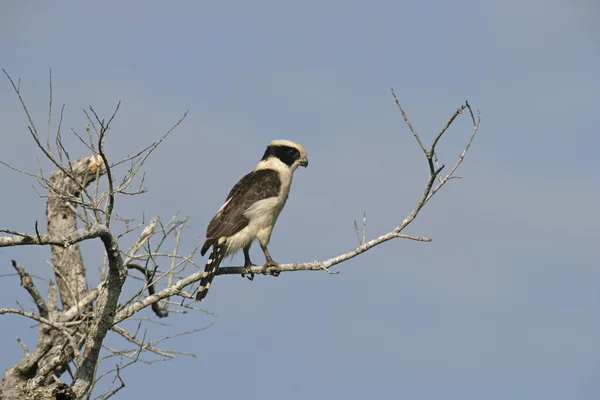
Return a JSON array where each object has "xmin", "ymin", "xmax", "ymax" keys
[{"xmin": 195, "ymin": 139, "xmax": 308, "ymax": 301}]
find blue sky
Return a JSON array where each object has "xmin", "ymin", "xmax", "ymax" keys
[{"xmin": 1, "ymin": 1, "xmax": 599, "ymax": 399}]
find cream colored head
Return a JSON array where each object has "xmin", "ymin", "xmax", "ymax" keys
[{"xmin": 259, "ymin": 139, "xmax": 308, "ymax": 171}]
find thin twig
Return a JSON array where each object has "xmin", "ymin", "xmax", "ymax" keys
[
  {"xmin": 391, "ymin": 89, "xmax": 427, "ymax": 154},
  {"xmin": 353, "ymin": 219, "xmax": 361, "ymax": 245},
  {"xmin": 0, "ymin": 308, "xmax": 80, "ymax": 356},
  {"xmin": 46, "ymin": 69, "xmax": 53, "ymax": 155},
  {"xmin": 11, "ymin": 260, "xmax": 48, "ymax": 318},
  {"xmin": 99, "ymin": 365, "xmax": 126, "ymax": 400},
  {"xmin": 91, "ymin": 102, "xmax": 120, "ymax": 228},
  {"xmin": 17, "ymin": 337, "xmax": 30, "ymax": 355},
  {"xmin": 111, "ymin": 325, "xmax": 176, "ymax": 358}
]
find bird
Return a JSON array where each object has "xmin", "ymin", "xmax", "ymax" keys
[{"xmin": 195, "ymin": 139, "xmax": 308, "ymax": 301}]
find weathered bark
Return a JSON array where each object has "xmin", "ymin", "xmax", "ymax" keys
[
  {"xmin": 71, "ymin": 230, "xmax": 127, "ymax": 397},
  {"xmin": 0, "ymin": 156, "xmax": 103, "ymax": 400},
  {"xmin": 48, "ymin": 156, "xmax": 102, "ymax": 310}
]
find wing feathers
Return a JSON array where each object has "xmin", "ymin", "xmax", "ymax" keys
[{"xmin": 205, "ymin": 169, "xmax": 281, "ymax": 241}]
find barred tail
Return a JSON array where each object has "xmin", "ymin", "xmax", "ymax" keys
[{"xmin": 196, "ymin": 244, "xmax": 224, "ymax": 301}]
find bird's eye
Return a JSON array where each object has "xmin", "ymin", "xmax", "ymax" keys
[{"xmin": 287, "ymin": 148, "xmax": 298, "ymax": 156}]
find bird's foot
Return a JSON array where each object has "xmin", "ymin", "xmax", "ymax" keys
[
  {"xmin": 241, "ymin": 263, "xmax": 256, "ymax": 281},
  {"xmin": 261, "ymin": 260, "xmax": 281, "ymax": 277}
]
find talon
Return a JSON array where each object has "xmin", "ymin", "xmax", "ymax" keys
[
  {"xmin": 261, "ymin": 260, "xmax": 281, "ymax": 277},
  {"xmin": 242, "ymin": 271, "xmax": 255, "ymax": 281},
  {"xmin": 242, "ymin": 263, "xmax": 256, "ymax": 281}
]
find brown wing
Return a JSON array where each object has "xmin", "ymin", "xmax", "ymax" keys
[{"xmin": 205, "ymin": 169, "xmax": 281, "ymax": 241}]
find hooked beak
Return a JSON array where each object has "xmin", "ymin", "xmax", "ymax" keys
[{"xmin": 299, "ymin": 158, "xmax": 308, "ymax": 168}]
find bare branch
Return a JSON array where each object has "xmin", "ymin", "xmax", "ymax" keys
[
  {"xmin": 353, "ymin": 219, "xmax": 362, "ymax": 245},
  {"xmin": 125, "ymin": 217, "xmax": 159, "ymax": 263},
  {"xmin": 110, "ymin": 111, "xmax": 188, "ymax": 169},
  {"xmin": 123, "ymin": 217, "xmax": 170, "ymax": 318},
  {"xmin": 2, "ymin": 70, "xmax": 103, "ymax": 206},
  {"xmin": 47, "ymin": 280, "xmax": 58, "ymax": 318},
  {"xmin": 0, "ymin": 224, "xmax": 110, "ymax": 248},
  {"xmin": 72, "ymin": 229, "xmax": 126, "ymax": 397},
  {"xmin": 46, "ymin": 69, "xmax": 53, "ymax": 155},
  {"xmin": 16, "ymin": 338, "xmax": 29, "ymax": 355},
  {"xmin": 426, "ymin": 102, "xmax": 480, "ymax": 202},
  {"xmin": 0, "ymin": 159, "xmax": 42, "ymax": 179},
  {"xmin": 167, "ymin": 222, "xmax": 184, "ymax": 298},
  {"xmin": 126, "ymin": 262, "xmax": 169, "ymax": 318},
  {"xmin": 147, "ymin": 325, "xmax": 210, "ymax": 351},
  {"xmin": 60, "ymin": 289, "xmax": 99, "ymax": 322},
  {"xmin": 11, "ymin": 260, "xmax": 48, "ymax": 318},
  {"xmin": 90, "ymin": 102, "xmax": 120, "ymax": 227},
  {"xmin": 430, "ymin": 104, "xmax": 466, "ymax": 154},
  {"xmin": 28, "ymin": 354, "xmax": 65, "ymax": 389},
  {"xmin": 352, "ymin": 213, "xmax": 368, "ymax": 246},
  {"xmin": 218, "ymin": 232, "xmax": 432, "ymax": 276},
  {"xmin": 0, "ymin": 308, "xmax": 79, "ymax": 356},
  {"xmin": 98, "ymin": 365, "xmax": 125, "ymax": 400},
  {"xmin": 391, "ymin": 89, "xmax": 427, "ymax": 154},
  {"xmin": 114, "ymin": 269, "xmax": 205, "ymax": 323},
  {"xmin": 362, "ymin": 213, "xmax": 367, "ymax": 244},
  {"xmin": 111, "ymin": 325, "xmax": 176, "ymax": 359}
]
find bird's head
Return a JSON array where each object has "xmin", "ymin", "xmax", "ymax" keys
[{"xmin": 260, "ymin": 139, "xmax": 308, "ymax": 171}]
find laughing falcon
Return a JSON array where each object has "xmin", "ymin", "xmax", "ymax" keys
[{"xmin": 195, "ymin": 139, "xmax": 308, "ymax": 301}]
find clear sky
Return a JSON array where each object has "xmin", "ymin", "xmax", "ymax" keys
[{"xmin": 1, "ymin": 1, "xmax": 599, "ymax": 399}]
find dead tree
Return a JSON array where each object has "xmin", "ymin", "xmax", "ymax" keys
[{"xmin": 0, "ymin": 71, "xmax": 480, "ymax": 400}]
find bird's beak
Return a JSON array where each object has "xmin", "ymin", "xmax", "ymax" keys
[{"xmin": 299, "ymin": 158, "xmax": 308, "ymax": 168}]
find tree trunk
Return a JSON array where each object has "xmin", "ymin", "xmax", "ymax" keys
[{"xmin": 0, "ymin": 156, "xmax": 103, "ymax": 400}]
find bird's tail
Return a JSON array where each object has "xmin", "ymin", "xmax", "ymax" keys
[{"xmin": 196, "ymin": 243, "xmax": 224, "ymax": 301}]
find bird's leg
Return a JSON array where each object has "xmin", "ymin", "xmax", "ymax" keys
[
  {"xmin": 241, "ymin": 245, "xmax": 255, "ymax": 281},
  {"xmin": 260, "ymin": 244, "xmax": 281, "ymax": 277}
]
